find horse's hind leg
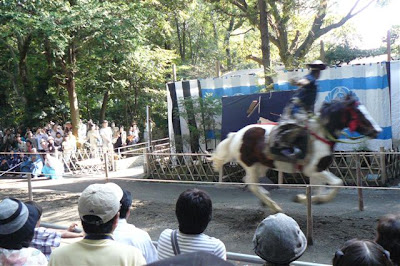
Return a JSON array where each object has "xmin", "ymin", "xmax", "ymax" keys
[{"xmin": 245, "ymin": 165, "xmax": 283, "ymax": 213}]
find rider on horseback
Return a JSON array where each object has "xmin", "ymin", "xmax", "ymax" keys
[{"xmin": 271, "ymin": 60, "xmax": 327, "ymax": 161}]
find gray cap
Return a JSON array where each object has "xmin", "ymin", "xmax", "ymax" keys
[{"xmin": 253, "ymin": 213, "xmax": 307, "ymax": 264}]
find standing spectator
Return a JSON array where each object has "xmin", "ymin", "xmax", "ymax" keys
[
  {"xmin": 99, "ymin": 120, "xmax": 113, "ymax": 153},
  {"xmin": 87, "ymin": 123, "xmax": 101, "ymax": 157},
  {"xmin": 36, "ymin": 128, "xmax": 48, "ymax": 151},
  {"xmin": 54, "ymin": 132, "xmax": 64, "ymax": 147},
  {"xmin": 67, "ymin": 131, "xmax": 77, "ymax": 152},
  {"xmin": 333, "ymin": 239, "xmax": 393, "ymax": 266},
  {"xmin": 49, "ymin": 183, "xmax": 146, "ymax": 266},
  {"xmin": 157, "ymin": 188, "xmax": 226, "ymax": 260},
  {"xmin": 128, "ymin": 122, "xmax": 140, "ymax": 145},
  {"xmin": 28, "ymin": 201, "xmax": 83, "ymax": 260},
  {"xmin": 16, "ymin": 135, "xmax": 27, "ymax": 152},
  {"xmin": 120, "ymin": 126, "xmax": 127, "ymax": 147},
  {"xmin": 0, "ymin": 198, "xmax": 47, "ymax": 265},
  {"xmin": 114, "ymin": 189, "xmax": 158, "ymax": 263},
  {"xmin": 376, "ymin": 214, "xmax": 400, "ymax": 266},
  {"xmin": 253, "ymin": 213, "xmax": 307, "ymax": 266},
  {"xmin": 26, "ymin": 140, "xmax": 34, "ymax": 153},
  {"xmin": 25, "ymin": 130, "xmax": 37, "ymax": 149},
  {"xmin": 78, "ymin": 119, "xmax": 87, "ymax": 149}
]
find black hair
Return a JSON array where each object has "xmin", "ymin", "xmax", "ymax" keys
[
  {"xmin": 175, "ymin": 188, "xmax": 212, "ymax": 234},
  {"xmin": 26, "ymin": 140, "xmax": 32, "ymax": 145},
  {"xmin": 81, "ymin": 214, "xmax": 117, "ymax": 234},
  {"xmin": 333, "ymin": 239, "xmax": 393, "ymax": 266},
  {"xmin": 376, "ymin": 214, "xmax": 400, "ymax": 265},
  {"xmin": 119, "ymin": 190, "xmax": 132, "ymax": 219},
  {"xmin": 25, "ymin": 201, "xmax": 43, "ymax": 219}
]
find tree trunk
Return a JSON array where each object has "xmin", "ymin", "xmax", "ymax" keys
[
  {"xmin": 66, "ymin": 42, "xmax": 80, "ymax": 136},
  {"xmin": 258, "ymin": 0, "xmax": 272, "ymax": 87},
  {"xmin": 67, "ymin": 78, "xmax": 80, "ymax": 136},
  {"xmin": 17, "ymin": 35, "xmax": 31, "ymax": 105},
  {"xmin": 100, "ymin": 90, "xmax": 109, "ymax": 123}
]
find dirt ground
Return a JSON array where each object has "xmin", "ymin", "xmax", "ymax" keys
[{"xmin": 1, "ymin": 174, "xmax": 399, "ymax": 265}]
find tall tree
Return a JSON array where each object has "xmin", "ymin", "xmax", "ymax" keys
[{"xmin": 211, "ymin": 0, "xmax": 377, "ymax": 69}]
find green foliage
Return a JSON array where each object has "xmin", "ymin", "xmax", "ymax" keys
[{"xmin": 325, "ymin": 44, "xmax": 386, "ymax": 65}]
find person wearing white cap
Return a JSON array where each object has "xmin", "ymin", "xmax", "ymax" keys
[
  {"xmin": 0, "ymin": 198, "xmax": 47, "ymax": 265},
  {"xmin": 49, "ymin": 182, "xmax": 146, "ymax": 266},
  {"xmin": 270, "ymin": 60, "xmax": 327, "ymax": 161},
  {"xmin": 253, "ymin": 213, "xmax": 307, "ymax": 266}
]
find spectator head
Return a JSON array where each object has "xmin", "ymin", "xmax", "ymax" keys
[
  {"xmin": 56, "ymin": 132, "xmax": 62, "ymax": 138},
  {"xmin": 376, "ymin": 214, "xmax": 400, "ymax": 265},
  {"xmin": 333, "ymin": 239, "xmax": 393, "ymax": 266},
  {"xmin": 0, "ymin": 198, "xmax": 40, "ymax": 249},
  {"xmin": 102, "ymin": 120, "xmax": 108, "ymax": 128},
  {"xmin": 79, "ymin": 183, "xmax": 123, "ymax": 235},
  {"xmin": 175, "ymin": 188, "xmax": 212, "ymax": 234},
  {"xmin": 253, "ymin": 213, "xmax": 307, "ymax": 266},
  {"xmin": 25, "ymin": 201, "xmax": 43, "ymax": 227},
  {"xmin": 120, "ymin": 190, "xmax": 133, "ymax": 219}
]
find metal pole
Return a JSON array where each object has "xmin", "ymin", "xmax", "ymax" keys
[
  {"xmin": 380, "ymin": 147, "xmax": 387, "ymax": 185},
  {"xmin": 27, "ymin": 173, "xmax": 33, "ymax": 201},
  {"xmin": 218, "ymin": 169, "xmax": 223, "ymax": 183},
  {"xmin": 306, "ymin": 185, "xmax": 313, "ymax": 245},
  {"xmin": 104, "ymin": 152, "xmax": 109, "ymax": 183},
  {"xmin": 356, "ymin": 154, "xmax": 364, "ymax": 211}
]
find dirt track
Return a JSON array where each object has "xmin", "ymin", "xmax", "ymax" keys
[{"xmin": 1, "ymin": 175, "xmax": 399, "ymax": 265}]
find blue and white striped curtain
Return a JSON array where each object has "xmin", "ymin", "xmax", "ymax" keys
[{"xmin": 274, "ymin": 63, "xmax": 392, "ymax": 151}]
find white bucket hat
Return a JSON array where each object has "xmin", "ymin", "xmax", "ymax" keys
[{"xmin": 78, "ymin": 183, "xmax": 123, "ymax": 225}]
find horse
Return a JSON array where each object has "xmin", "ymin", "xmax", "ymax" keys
[{"xmin": 212, "ymin": 95, "xmax": 382, "ymax": 213}]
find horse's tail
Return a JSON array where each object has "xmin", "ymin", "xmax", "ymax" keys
[{"xmin": 212, "ymin": 132, "xmax": 236, "ymax": 172}]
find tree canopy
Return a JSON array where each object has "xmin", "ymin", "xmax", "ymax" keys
[{"xmin": 0, "ymin": 0, "xmax": 394, "ymax": 135}]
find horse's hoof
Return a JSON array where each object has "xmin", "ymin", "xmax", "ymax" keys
[{"xmin": 293, "ymin": 194, "xmax": 307, "ymax": 204}]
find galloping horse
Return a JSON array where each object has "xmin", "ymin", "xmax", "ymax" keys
[{"xmin": 212, "ymin": 95, "xmax": 382, "ymax": 213}]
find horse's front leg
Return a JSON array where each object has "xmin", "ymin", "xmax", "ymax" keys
[
  {"xmin": 295, "ymin": 170, "xmax": 343, "ymax": 204},
  {"xmin": 245, "ymin": 165, "xmax": 283, "ymax": 213}
]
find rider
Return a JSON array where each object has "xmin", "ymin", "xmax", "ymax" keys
[{"xmin": 272, "ymin": 60, "xmax": 327, "ymax": 160}]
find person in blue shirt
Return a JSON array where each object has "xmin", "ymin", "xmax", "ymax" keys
[{"xmin": 272, "ymin": 60, "xmax": 327, "ymax": 160}]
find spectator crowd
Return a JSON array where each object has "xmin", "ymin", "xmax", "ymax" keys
[
  {"xmin": 1, "ymin": 183, "xmax": 399, "ymax": 266},
  {"xmin": 0, "ymin": 119, "xmax": 144, "ymax": 178}
]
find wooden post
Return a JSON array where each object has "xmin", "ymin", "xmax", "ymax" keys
[
  {"xmin": 215, "ymin": 61, "xmax": 221, "ymax": 77},
  {"xmin": 380, "ymin": 147, "xmax": 387, "ymax": 185},
  {"xmin": 306, "ymin": 185, "xmax": 313, "ymax": 245},
  {"xmin": 104, "ymin": 152, "xmax": 109, "ymax": 183},
  {"xmin": 172, "ymin": 64, "xmax": 177, "ymax": 82},
  {"xmin": 278, "ymin": 171, "xmax": 283, "ymax": 188},
  {"xmin": 27, "ymin": 173, "xmax": 33, "ymax": 201},
  {"xmin": 356, "ymin": 154, "xmax": 364, "ymax": 211}
]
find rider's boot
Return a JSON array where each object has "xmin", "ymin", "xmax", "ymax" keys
[{"xmin": 280, "ymin": 147, "xmax": 303, "ymax": 161}]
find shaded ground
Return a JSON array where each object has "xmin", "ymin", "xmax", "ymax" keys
[{"xmin": 1, "ymin": 175, "xmax": 399, "ymax": 265}]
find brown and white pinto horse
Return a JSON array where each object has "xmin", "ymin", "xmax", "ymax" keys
[{"xmin": 212, "ymin": 95, "xmax": 382, "ymax": 213}]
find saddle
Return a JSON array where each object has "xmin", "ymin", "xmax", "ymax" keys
[{"xmin": 267, "ymin": 121, "xmax": 311, "ymax": 164}]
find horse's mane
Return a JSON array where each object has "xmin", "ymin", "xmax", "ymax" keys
[{"xmin": 319, "ymin": 95, "xmax": 357, "ymax": 134}]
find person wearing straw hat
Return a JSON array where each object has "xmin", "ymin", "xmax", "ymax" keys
[
  {"xmin": 49, "ymin": 183, "xmax": 146, "ymax": 266},
  {"xmin": 0, "ymin": 198, "xmax": 47, "ymax": 265},
  {"xmin": 253, "ymin": 213, "xmax": 307, "ymax": 266}
]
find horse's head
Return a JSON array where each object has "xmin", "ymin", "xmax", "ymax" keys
[{"xmin": 320, "ymin": 94, "xmax": 382, "ymax": 138}]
